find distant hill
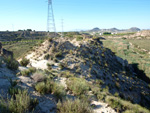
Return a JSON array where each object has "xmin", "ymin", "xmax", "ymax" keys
[
  {"xmin": 110, "ymin": 28, "xmax": 119, "ymax": 32},
  {"xmin": 128, "ymin": 27, "xmax": 141, "ymax": 32},
  {"xmin": 88, "ymin": 27, "xmax": 141, "ymax": 33},
  {"xmin": 90, "ymin": 27, "xmax": 100, "ymax": 32}
]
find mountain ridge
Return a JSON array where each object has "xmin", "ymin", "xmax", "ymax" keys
[{"xmin": 89, "ymin": 27, "xmax": 141, "ymax": 33}]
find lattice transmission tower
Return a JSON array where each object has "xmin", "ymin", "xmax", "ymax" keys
[
  {"xmin": 47, "ymin": 0, "xmax": 56, "ymax": 34},
  {"xmin": 61, "ymin": 19, "xmax": 64, "ymax": 38}
]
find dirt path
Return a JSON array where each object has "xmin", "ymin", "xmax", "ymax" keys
[{"xmin": 91, "ymin": 101, "xmax": 116, "ymax": 113}]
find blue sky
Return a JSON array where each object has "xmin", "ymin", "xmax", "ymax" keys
[{"xmin": 0, "ymin": 0, "xmax": 150, "ymax": 31}]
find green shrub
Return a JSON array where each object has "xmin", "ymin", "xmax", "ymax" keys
[
  {"xmin": 92, "ymin": 36, "xmax": 99, "ymax": 40},
  {"xmin": 52, "ymin": 82, "xmax": 66, "ymax": 100},
  {"xmin": 76, "ymin": 37, "xmax": 83, "ymax": 41},
  {"xmin": 21, "ymin": 69, "xmax": 31, "ymax": 76},
  {"xmin": 8, "ymin": 78, "xmax": 18, "ymax": 87},
  {"xmin": 35, "ymin": 82, "xmax": 48, "ymax": 94},
  {"xmin": 35, "ymin": 79, "xmax": 54, "ymax": 94},
  {"xmin": 8, "ymin": 87, "xmax": 20, "ymax": 96},
  {"xmin": 105, "ymin": 96, "xmax": 150, "ymax": 113},
  {"xmin": 60, "ymin": 71, "xmax": 74, "ymax": 78},
  {"xmin": 35, "ymin": 79, "xmax": 66, "ymax": 100},
  {"xmin": 47, "ymin": 63, "xmax": 52, "ymax": 70},
  {"xmin": 107, "ymin": 98, "xmax": 122, "ymax": 111},
  {"xmin": 0, "ymin": 90, "xmax": 38, "ymax": 113},
  {"xmin": 59, "ymin": 63, "xmax": 65, "ymax": 70},
  {"xmin": 114, "ymin": 92, "xmax": 119, "ymax": 97},
  {"xmin": 57, "ymin": 98, "xmax": 93, "ymax": 113},
  {"xmin": 28, "ymin": 67, "xmax": 36, "ymax": 73},
  {"xmin": 44, "ymin": 54, "xmax": 50, "ymax": 60},
  {"xmin": 102, "ymin": 86, "xmax": 109, "ymax": 92},
  {"xmin": 53, "ymin": 58, "xmax": 58, "ymax": 62},
  {"xmin": 91, "ymin": 86, "xmax": 100, "ymax": 95},
  {"xmin": 55, "ymin": 51, "xmax": 63, "ymax": 58},
  {"xmin": 21, "ymin": 67, "xmax": 36, "ymax": 76},
  {"xmin": 76, "ymin": 67, "xmax": 81, "ymax": 74},
  {"xmin": 20, "ymin": 57, "xmax": 30, "ymax": 66},
  {"xmin": 115, "ymin": 82, "xmax": 120, "ymax": 89},
  {"xmin": 48, "ymin": 38, "xmax": 53, "ymax": 42},
  {"xmin": 69, "ymin": 50, "xmax": 73, "ymax": 54},
  {"xmin": 51, "ymin": 44, "xmax": 56, "ymax": 53},
  {"xmin": 97, "ymin": 92, "xmax": 106, "ymax": 101},
  {"xmin": 5, "ymin": 57, "xmax": 18, "ymax": 70},
  {"xmin": 0, "ymin": 58, "xmax": 3, "ymax": 67},
  {"xmin": 67, "ymin": 77, "xmax": 89, "ymax": 96}
]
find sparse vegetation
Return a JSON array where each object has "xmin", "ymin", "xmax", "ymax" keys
[
  {"xmin": 35, "ymin": 78, "xmax": 66, "ymax": 100},
  {"xmin": 60, "ymin": 71, "xmax": 75, "ymax": 78},
  {"xmin": 127, "ymin": 39, "xmax": 150, "ymax": 51},
  {"xmin": 97, "ymin": 92, "xmax": 107, "ymax": 101},
  {"xmin": 1, "ymin": 31, "xmax": 150, "ymax": 112},
  {"xmin": 0, "ymin": 57, "xmax": 3, "ymax": 67},
  {"xmin": 67, "ymin": 77, "xmax": 89, "ymax": 96},
  {"xmin": 21, "ymin": 67, "xmax": 36, "ymax": 76},
  {"xmin": 8, "ymin": 87, "xmax": 20, "ymax": 96},
  {"xmin": 8, "ymin": 78, "xmax": 18, "ymax": 87},
  {"xmin": 105, "ymin": 96, "xmax": 150, "ymax": 113},
  {"xmin": 52, "ymin": 82, "xmax": 66, "ymax": 100},
  {"xmin": 32, "ymin": 71, "xmax": 46, "ymax": 82},
  {"xmin": 5, "ymin": 57, "xmax": 18, "ymax": 70},
  {"xmin": 57, "ymin": 98, "xmax": 93, "ymax": 113},
  {"xmin": 44, "ymin": 54, "xmax": 50, "ymax": 60},
  {"xmin": 35, "ymin": 79, "xmax": 53, "ymax": 94},
  {"xmin": 48, "ymin": 37, "xmax": 53, "ymax": 42},
  {"xmin": 20, "ymin": 57, "xmax": 30, "ymax": 66},
  {"xmin": 55, "ymin": 51, "xmax": 63, "ymax": 58},
  {"xmin": 102, "ymin": 38, "xmax": 150, "ymax": 79},
  {"xmin": 59, "ymin": 62, "xmax": 66, "ymax": 70},
  {"xmin": 3, "ymin": 39, "xmax": 44, "ymax": 59},
  {"xmin": 76, "ymin": 36, "xmax": 83, "ymax": 41},
  {"xmin": 47, "ymin": 63, "xmax": 52, "ymax": 70},
  {"xmin": 0, "ymin": 89, "xmax": 38, "ymax": 113}
]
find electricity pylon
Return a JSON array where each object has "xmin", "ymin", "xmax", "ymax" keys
[
  {"xmin": 47, "ymin": 0, "xmax": 56, "ymax": 36},
  {"xmin": 61, "ymin": 19, "xmax": 64, "ymax": 38}
]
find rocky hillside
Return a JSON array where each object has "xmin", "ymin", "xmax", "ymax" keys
[{"xmin": 0, "ymin": 36, "xmax": 150, "ymax": 113}]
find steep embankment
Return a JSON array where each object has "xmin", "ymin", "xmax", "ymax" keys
[{"xmin": 24, "ymin": 37, "xmax": 150, "ymax": 110}]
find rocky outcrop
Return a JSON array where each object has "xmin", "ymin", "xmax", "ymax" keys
[
  {"xmin": 0, "ymin": 58, "xmax": 57, "ymax": 113},
  {"xmin": 23, "ymin": 37, "xmax": 150, "ymax": 109},
  {"xmin": 135, "ymin": 30, "xmax": 150, "ymax": 37},
  {"xmin": 0, "ymin": 42, "xmax": 13, "ymax": 58},
  {"xmin": 0, "ymin": 60, "xmax": 16, "ymax": 97}
]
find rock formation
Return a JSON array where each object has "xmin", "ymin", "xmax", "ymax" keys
[{"xmin": 0, "ymin": 42, "xmax": 13, "ymax": 58}]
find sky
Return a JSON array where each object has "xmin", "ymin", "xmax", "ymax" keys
[{"xmin": 0, "ymin": 0, "xmax": 150, "ymax": 31}]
